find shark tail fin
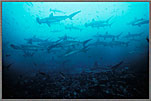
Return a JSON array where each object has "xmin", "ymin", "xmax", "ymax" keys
[
  {"xmin": 83, "ymin": 48, "xmax": 89, "ymax": 53},
  {"xmin": 117, "ymin": 32, "xmax": 123, "ymax": 39},
  {"xmin": 106, "ymin": 15, "xmax": 114, "ymax": 23},
  {"xmin": 82, "ymin": 39, "xmax": 92, "ymax": 47},
  {"xmin": 36, "ymin": 17, "xmax": 41, "ymax": 24},
  {"xmin": 69, "ymin": 10, "xmax": 81, "ymax": 20},
  {"xmin": 10, "ymin": 44, "xmax": 20, "ymax": 50},
  {"xmin": 81, "ymin": 46, "xmax": 89, "ymax": 53},
  {"xmin": 45, "ymin": 37, "xmax": 50, "ymax": 41},
  {"xmin": 109, "ymin": 22, "xmax": 113, "ymax": 27},
  {"xmin": 138, "ymin": 25, "xmax": 141, "ymax": 27}
]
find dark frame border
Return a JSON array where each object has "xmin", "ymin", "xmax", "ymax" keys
[{"xmin": 0, "ymin": 1, "xmax": 150, "ymax": 101}]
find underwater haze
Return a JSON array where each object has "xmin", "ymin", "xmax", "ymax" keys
[{"xmin": 2, "ymin": 2, "xmax": 149, "ymax": 99}]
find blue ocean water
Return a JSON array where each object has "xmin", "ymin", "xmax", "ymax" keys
[{"xmin": 2, "ymin": 2, "xmax": 149, "ymax": 99}]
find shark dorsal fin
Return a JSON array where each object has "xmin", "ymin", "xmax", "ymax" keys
[
  {"xmin": 141, "ymin": 18, "xmax": 144, "ymax": 20},
  {"xmin": 49, "ymin": 13, "xmax": 53, "ymax": 18},
  {"xmin": 49, "ymin": 8, "xmax": 52, "ymax": 11},
  {"xmin": 47, "ymin": 23, "xmax": 51, "ymax": 27}
]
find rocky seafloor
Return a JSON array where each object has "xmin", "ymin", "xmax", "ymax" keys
[{"xmin": 3, "ymin": 67, "xmax": 149, "ymax": 99}]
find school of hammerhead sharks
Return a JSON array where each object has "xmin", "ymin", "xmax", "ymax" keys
[
  {"xmin": 10, "ymin": 10, "xmax": 149, "ymax": 58},
  {"xmin": 3, "ymin": 8, "xmax": 149, "ymax": 99}
]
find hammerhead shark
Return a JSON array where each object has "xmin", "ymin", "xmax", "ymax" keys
[
  {"xmin": 85, "ymin": 16, "xmax": 114, "ymax": 28},
  {"xmin": 36, "ymin": 11, "xmax": 81, "ymax": 27},
  {"xmin": 49, "ymin": 8, "xmax": 66, "ymax": 14},
  {"xmin": 127, "ymin": 18, "xmax": 149, "ymax": 27}
]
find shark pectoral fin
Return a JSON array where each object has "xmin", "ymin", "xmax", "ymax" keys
[
  {"xmin": 47, "ymin": 23, "xmax": 51, "ymax": 27},
  {"xmin": 36, "ymin": 17, "xmax": 41, "ymax": 24},
  {"xmin": 69, "ymin": 11, "xmax": 81, "ymax": 20},
  {"xmin": 49, "ymin": 13, "xmax": 53, "ymax": 18}
]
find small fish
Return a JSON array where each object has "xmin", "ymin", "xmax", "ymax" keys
[
  {"xmin": 60, "ymin": 72, "xmax": 66, "ymax": 79},
  {"xmin": 128, "ymin": 51, "xmax": 136, "ymax": 54},
  {"xmin": 5, "ymin": 54, "xmax": 11, "ymax": 57},
  {"xmin": 33, "ymin": 62, "xmax": 37, "ymax": 67},
  {"xmin": 124, "ymin": 67, "xmax": 129, "ymax": 70},
  {"xmin": 146, "ymin": 37, "xmax": 149, "ymax": 43},
  {"xmin": 5, "ymin": 63, "xmax": 13, "ymax": 70},
  {"xmin": 39, "ymin": 71, "xmax": 46, "ymax": 76},
  {"xmin": 111, "ymin": 61, "xmax": 123, "ymax": 70},
  {"xmin": 26, "ymin": 2, "xmax": 33, "ymax": 6},
  {"xmin": 38, "ymin": 70, "xmax": 50, "ymax": 79}
]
